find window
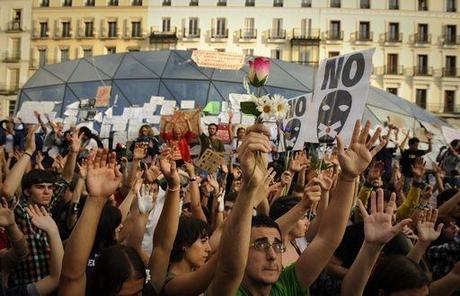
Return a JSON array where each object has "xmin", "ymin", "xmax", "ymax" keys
[
  {"xmin": 418, "ymin": 0, "xmax": 428, "ymax": 10},
  {"xmin": 444, "ymin": 90, "xmax": 456, "ymax": 113},
  {"xmin": 86, "ymin": 0, "xmax": 95, "ymax": 5},
  {"xmin": 387, "ymin": 53, "xmax": 398, "ymax": 74},
  {"xmin": 272, "ymin": 18, "xmax": 284, "ymax": 38},
  {"xmin": 447, "ymin": 0, "xmax": 457, "ymax": 12},
  {"xmin": 271, "ymin": 49, "xmax": 282, "ymax": 59},
  {"xmin": 216, "ymin": 48, "xmax": 225, "ymax": 52},
  {"xmin": 389, "ymin": 0, "xmax": 399, "ymax": 9},
  {"xmin": 445, "ymin": 56, "xmax": 457, "ymax": 76},
  {"xmin": 242, "ymin": 49, "xmax": 254, "ymax": 56},
  {"xmin": 108, "ymin": 0, "xmax": 119, "ymax": 5},
  {"xmin": 132, "ymin": 0, "xmax": 142, "ymax": 5},
  {"xmin": 359, "ymin": 21, "xmax": 370, "ymax": 40},
  {"xmin": 246, "ymin": 0, "xmax": 255, "ymax": 6},
  {"xmin": 63, "ymin": 0, "xmax": 72, "ymax": 6},
  {"xmin": 85, "ymin": 21, "xmax": 94, "ymax": 37},
  {"xmin": 60, "ymin": 48, "xmax": 69, "ymax": 62},
  {"xmin": 9, "ymin": 69, "xmax": 19, "ymax": 92},
  {"xmin": 330, "ymin": 0, "xmax": 341, "ymax": 8},
  {"xmin": 11, "ymin": 38, "xmax": 20, "ymax": 60},
  {"xmin": 417, "ymin": 24, "xmax": 429, "ymax": 43},
  {"xmin": 8, "ymin": 100, "xmax": 16, "ymax": 116},
  {"xmin": 217, "ymin": 0, "xmax": 226, "ymax": 6},
  {"xmin": 445, "ymin": 25, "xmax": 457, "ymax": 44},
  {"xmin": 388, "ymin": 22, "xmax": 400, "ymax": 41},
  {"xmin": 40, "ymin": 22, "xmax": 48, "ymax": 37},
  {"xmin": 38, "ymin": 49, "xmax": 47, "ymax": 67},
  {"xmin": 416, "ymin": 89, "xmax": 427, "ymax": 109},
  {"xmin": 273, "ymin": 0, "xmax": 283, "ymax": 7},
  {"xmin": 132, "ymin": 21, "xmax": 141, "ymax": 37},
  {"xmin": 215, "ymin": 18, "xmax": 227, "ymax": 37},
  {"xmin": 360, "ymin": 0, "xmax": 370, "ymax": 8},
  {"xmin": 387, "ymin": 88, "xmax": 398, "ymax": 95},
  {"xmin": 300, "ymin": 18, "xmax": 311, "ymax": 37},
  {"xmin": 83, "ymin": 48, "xmax": 92, "ymax": 58},
  {"xmin": 162, "ymin": 18, "xmax": 171, "ymax": 32},
  {"xmin": 330, "ymin": 20, "xmax": 341, "ymax": 39},
  {"xmin": 162, "ymin": 0, "xmax": 171, "ymax": 5},
  {"xmin": 243, "ymin": 18, "xmax": 255, "ymax": 38},
  {"xmin": 301, "ymin": 0, "xmax": 312, "ymax": 7},
  {"xmin": 41, "ymin": 0, "xmax": 49, "ymax": 7},
  {"xmin": 62, "ymin": 21, "xmax": 71, "ymax": 37},
  {"xmin": 106, "ymin": 47, "xmax": 116, "ymax": 54},
  {"xmin": 188, "ymin": 17, "xmax": 199, "ymax": 36},
  {"xmin": 108, "ymin": 21, "xmax": 117, "ymax": 37},
  {"xmin": 328, "ymin": 51, "xmax": 340, "ymax": 57},
  {"xmin": 417, "ymin": 54, "xmax": 428, "ymax": 74},
  {"xmin": 190, "ymin": 0, "xmax": 198, "ymax": 5}
]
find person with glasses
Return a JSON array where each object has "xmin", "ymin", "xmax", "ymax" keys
[{"xmin": 206, "ymin": 121, "xmax": 386, "ymax": 296}]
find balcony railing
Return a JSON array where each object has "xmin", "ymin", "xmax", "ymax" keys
[
  {"xmin": 442, "ymin": 35, "xmax": 460, "ymax": 46},
  {"xmin": 132, "ymin": 0, "xmax": 142, "ymax": 5},
  {"xmin": 0, "ymin": 85, "xmax": 19, "ymax": 95},
  {"xmin": 413, "ymin": 66, "xmax": 433, "ymax": 76},
  {"xmin": 425, "ymin": 103, "xmax": 460, "ymax": 114},
  {"xmin": 384, "ymin": 65, "xmax": 404, "ymax": 75},
  {"xmin": 239, "ymin": 29, "xmax": 257, "ymax": 40},
  {"xmin": 189, "ymin": 0, "xmax": 198, "ymax": 5},
  {"xmin": 442, "ymin": 67, "xmax": 459, "ymax": 77},
  {"xmin": 245, "ymin": 0, "xmax": 255, "ymax": 6},
  {"xmin": 210, "ymin": 28, "xmax": 228, "ymax": 39},
  {"xmin": 150, "ymin": 27, "xmax": 178, "ymax": 43},
  {"xmin": 217, "ymin": 0, "xmax": 227, "ymax": 6},
  {"xmin": 352, "ymin": 31, "xmax": 373, "ymax": 42},
  {"xmin": 324, "ymin": 30, "xmax": 344, "ymax": 41},
  {"xmin": 385, "ymin": 32, "xmax": 403, "ymax": 43},
  {"xmin": 182, "ymin": 28, "xmax": 201, "ymax": 39},
  {"xmin": 2, "ymin": 51, "xmax": 21, "ymax": 63},
  {"xmin": 292, "ymin": 28, "xmax": 320, "ymax": 39},
  {"xmin": 267, "ymin": 29, "xmax": 287, "ymax": 40},
  {"xmin": 6, "ymin": 20, "xmax": 23, "ymax": 32},
  {"xmin": 412, "ymin": 33, "xmax": 431, "ymax": 44},
  {"xmin": 162, "ymin": 0, "xmax": 171, "ymax": 5},
  {"xmin": 273, "ymin": 0, "xmax": 283, "ymax": 7}
]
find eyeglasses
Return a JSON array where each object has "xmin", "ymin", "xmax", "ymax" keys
[{"xmin": 250, "ymin": 240, "xmax": 286, "ymax": 253}]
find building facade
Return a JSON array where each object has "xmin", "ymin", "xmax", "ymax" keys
[
  {"xmin": 147, "ymin": 0, "xmax": 460, "ymax": 123},
  {"xmin": 0, "ymin": 0, "xmax": 32, "ymax": 117},
  {"xmin": 30, "ymin": 0, "xmax": 149, "ymax": 71}
]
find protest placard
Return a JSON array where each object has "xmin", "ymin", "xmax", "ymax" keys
[
  {"xmin": 195, "ymin": 148, "xmax": 225, "ymax": 173},
  {"xmin": 95, "ymin": 86, "xmax": 111, "ymax": 107}
]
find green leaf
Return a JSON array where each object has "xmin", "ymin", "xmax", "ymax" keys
[{"xmin": 240, "ymin": 101, "xmax": 260, "ymax": 117}]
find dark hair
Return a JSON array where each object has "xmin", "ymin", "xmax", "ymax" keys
[
  {"xmin": 224, "ymin": 191, "xmax": 238, "ymax": 203},
  {"xmin": 408, "ymin": 137, "xmax": 420, "ymax": 146},
  {"xmin": 93, "ymin": 203, "xmax": 122, "ymax": 254},
  {"xmin": 251, "ymin": 215, "xmax": 282, "ymax": 237},
  {"xmin": 21, "ymin": 169, "xmax": 57, "ymax": 190},
  {"xmin": 170, "ymin": 216, "xmax": 211, "ymax": 263},
  {"xmin": 208, "ymin": 123, "xmax": 218, "ymax": 129},
  {"xmin": 90, "ymin": 245, "xmax": 146, "ymax": 296},
  {"xmin": 269, "ymin": 196, "xmax": 299, "ymax": 220},
  {"xmin": 436, "ymin": 188, "xmax": 458, "ymax": 207},
  {"xmin": 364, "ymin": 255, "xmax": 429, "ymax": 296},
  {"xmin": 79, "ymin": 126, "xmax": 92, "ymax": 138},
  {"xmin": 236, "ymin": 127, "xmax": 246, "ymax": 134}
]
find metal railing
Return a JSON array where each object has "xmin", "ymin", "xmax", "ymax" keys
[
  {"xmin": 132, "ymin": 0, "xmax": 142, "ymax": 5},
  {"xmin": 162, "ymin": 0, "xmax": 171, "ymax": 6},
  {"xmin": 239, "ymin": 29, "xmax": 257, "ymax": 39},
  {"xmin": 182, "ymin": 28, "xmax": 200, "ymax": 38},
  {"xmin": 217, "ymin": 0, "xmax": 227, "ymax": 6},
  {"xmin": 292, "ymin": 28, "xmax": 320, "ymax": 39},
  {"xmin": 385, "ymin": 32, "xmax": 403, "ymax": 42},
  {"xmin": 6, "ymin": 20, "xmax": 22, "ymax": 32},
  {"xmin": 442, "ymin": 67, "xmax": 459, "ymax": 77},
  {"xmin": 384, "ymin": 65, "xmax": 404, "ymax": 75},
  {"xmin": 273, "ymin": 0, "xmax": 283, "ymax": 7},
  {"xmin": 324, "ymin": 30, "xmax": 344, "ymax": 41},
  {"xmin": 268, "ymin": 29, "xmax": 287, "ymax": 39},
  {"xmin": 189, "ymin": 0, "xmax": 198, "ymax": 5},
  {"xmin": 2, "ymin": 51, "xmax": 21, "ymax": 63},
  {"xmin": 442, "ymin": 35, "xmax": 460, "ymax": 46},
  {"xmin": 413, "ymin": 66, "xmax": 433, "ymax": 76},
  {"xmin": 245, "ymin": 0, "xmax": 255, "ymax": 6},
  {"xmin": 211, "ymin": 28, "xmax": 228, "ymax": 39},
  {"xmin": 412, "ymin": 33, "xmax": 431, "ymax": 44},
  {"xmin": 353, "ymin": 31, "xmax": 373, "ymax": 41}
]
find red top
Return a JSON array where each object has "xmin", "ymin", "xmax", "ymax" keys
[{"xmin": 161, "ymin": 130, "xmax": 196, "ymax": 161}]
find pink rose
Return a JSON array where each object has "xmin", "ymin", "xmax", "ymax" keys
[{"xmin": 248, "ymin": 57, "xmax": 271, "ymax": 87}]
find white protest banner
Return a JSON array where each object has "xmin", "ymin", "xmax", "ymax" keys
[
  {"xmin": 191, "ymin": 50, "xmax": 245, "ymax": 70},
  {"xmin": 442, "ymin": 126, "xmax": 460, "ymax": 144},
  {"xmin": 17, "ymin": 101, "xmax": 57, "ymax": 124},
  {"xmin": 304, "ymin": 48, "xmax": 375, "ymax": 146}
]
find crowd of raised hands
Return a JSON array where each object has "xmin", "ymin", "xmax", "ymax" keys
[{"xmin": 0, "ymin": 116, "xmax": 458, "ymax": 296}]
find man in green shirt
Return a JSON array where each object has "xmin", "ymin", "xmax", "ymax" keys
[
  {"xmin": 207, "ymin": 120, "xmax": 386, "ymax": 296},
  {"xmin": 199, "ymin": 123, "xmax": 225, "ymax": 156}
]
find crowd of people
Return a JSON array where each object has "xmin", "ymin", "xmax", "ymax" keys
[{"xmin": 0, "ymin": 110, "xmax": 458, "ymax": 296}]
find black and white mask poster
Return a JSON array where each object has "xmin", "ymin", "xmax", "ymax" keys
[{"xmin": 304, "ymin": 48, "xmax": 375, "ymax": 146}]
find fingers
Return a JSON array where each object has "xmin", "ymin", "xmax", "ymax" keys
[
  {"xmin": 245, "ymin": 124, "xmax": 271, "ymax": 138},
  {"xmin": 357, "ymin": 199, "xmax": 369, "ymax": 218},
  {"xmin": 385, "ymin": 192, "xmax": 397, "ymax": 215},
  {"xmin": 359, "ymin": 120, "xmax": 371, "ymax": 144},
  {"xmin": 336, "ymin": 135, "xmax": 345, "ymax": 155},
  {"xmin": 0, "ymin": 198, "xmax": 8, "ymax": 209},
  {"xmin": 367, "ymin": 127, "xmax": 381, "ymax": 149},
  {"xmin": 39, "ymin": 205, "xmax": 48, "ymax": 216},
  {"xmin": 370, "ymin": 191, "xmax": 376, "ymax": 214},
  {"xmin": 393, "ymin": 218, "xmax": 413, "ymax": 233},
  {"xmin": 376, "ymin": 188, "xmax": 384, "ymax": 213},
  {"xmin": 430, "ymin": 209, "xmax": 438, "ymax": 224},
  {"xmin": 436, "ymin": 223, "xmax": 444, "ymax": 234},
  {"xmin": 350, "ymin": 120, "xmax": 361, "ymax": 144}
]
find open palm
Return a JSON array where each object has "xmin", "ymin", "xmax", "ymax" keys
[
  {"xmin": 159, "ymin": 149, "xmax": 180, "ymax": 187},
  {"xmin": 87, "ymin": 149, "xmax": 122, "ymax": 198},
  {"xmin": 417, "ymin": 208, "xmax": 443, "ymax": 243},
  {"xmin": 26, "ymin": 205, "xmax": 58, "ymax": 233},
  {"xmin": 0, "ymin": 198, "xmax": 14, "ymax": 227}
]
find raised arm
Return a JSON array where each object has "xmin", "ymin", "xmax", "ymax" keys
[
  {"xmin": 295, "ymin": 120, "xmax": 387, "ymax": 289},
  {"xmin": 185, "ymin": 161, "xmax": 207, "ymax": 222},
  {"xmin": 429, "ymin": 262, "xmax": 460, "ymax": 296},
  {"xmin": 148, "ymin": 148, "xmax": 181, "ymax": 293},
  {"xmin": 58, "ymin": 149, "xmax": 122, "ymax": 296},
  {"xmin": 61, "ymin": 130, "xmax": 81, "ymax": 183},
  {"xmin": 208, "ymin": 125, "xmax": 273, "ymax": 296},
  {"xmin": 27, "ymin": 204, "xmax": 64, "ymax": 295},
  {"xmin": 341, "ymin": 190, "xmax": 411, "ymax": 296},
  {"xmin": 1, "ymin": 125, "xmax": 37, "ymax": 199},
  {"xmin": 34, "ymin": 111, "xmax": 48, "ymax": 134}
]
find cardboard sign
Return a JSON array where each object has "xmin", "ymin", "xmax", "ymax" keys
[
  {"xmin": 442, "ymin": 126, "xmax": 460, "ymax": 144},
  {"xmin": 95, "ymin": 86, "xmax": 111, "ymax": 107},
  {"xmin": 191, "ymin": 50, "xmax": 245, "ymax": 70},
  {"xmin": 215, "ymin": 123, "xmax": 231, "ymax": 143},
  {"xmin": 304, "ymin": 48, "xmax": 375, "ymax": 146},
  {"xmin": 195, "ymin": 148, "xmax": 225, "ymax": 173}
]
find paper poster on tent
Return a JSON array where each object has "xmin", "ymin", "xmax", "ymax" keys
[
  {"xmin": 442, "ymin": 126, "xmax": 460, "ymax": 144},
  {"xmin": 95, "ymin": 86, "xmax": 111, "ymax": 107},
  {"xmin": 303, "ymin": 48, "xmax": 375, "ymax": 146}
]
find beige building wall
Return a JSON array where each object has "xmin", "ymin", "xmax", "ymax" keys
[
  {"xmin": 31, "ymin": 0, "xmax": 149, "ymax": 70},
  {"xmin": 147, "ymin": 0, "xmax": 460, "ymax": 120},
  {"xmin": 0, "ymin": 0, "xmax": 32, "ymax": 118}
]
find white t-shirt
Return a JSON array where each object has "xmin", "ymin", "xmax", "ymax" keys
[{"xmin": 82, "ymin": 138, "xmax": 99, "ymax": 151}]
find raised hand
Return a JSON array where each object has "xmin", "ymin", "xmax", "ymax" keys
[
  {"xmin": 70, "ymin": 129, "xmax": 83, "ymax": 154},
  {"xmin": 137, "ymin": 184, "xmax": 156, "ymax": 214},
  {"xmin": 289, "ymin": 151, "xmax": 308, "ymax": 172},
  {"xmin": 184, "ymin": 161, "xmax": 196, "ymax": 178},
  {"xmin": 25, "ymin": 125, "xmax": 39, "ymax": 155},
  {"xmin": 159, "ymin": 148, "xmax": 180, "ymax": 188},
  {"xmin": 417, "ymin": 208, "xmax": 443, "ymax": 244},
  {"xmin": 26, "ymin": 204, "xmax": 58, "ymax": 234},
  {"xmin": 411, "ymin": 158, "xmax": 426, "ymax": 179},
  {"xmin": 77, "ymin": 158, "xmax": 88, "ymax": 179},
  {"xmin": 357, "ymin": 189, "xmax": 412, "ymax": 245},
  {"xmin": 337, "ymin": 120, "xmax": 386, "ymax": 181},
  {"xmin": 133, "ymin": 142, "xmax": 148, "ymax": 160},
  {"xmin": 0, "ymin": 198, "xmax": 15, "ymax": 227},
  {"xmin": 86, "ymin": 149, "xmax": 123, "ymax": 198},
  {"xmin": 207, "ymin": 174, "xmax": 220, "ymax": 194},
  {"xmin": 317, "ymin": 170, "xmax": 335, "ymax": 192},
  {"xmin": 236, "ymin": 124, "xmax": 271, "ymax": 187},
  {"xmin": 280, "ymin": 171, "xmax": 293, "ymax": 186},
  {"xmin": 256, "ymin": 167, "xmax": 276, "ymax": 205},
  {"xmin": 303, "ymin": 179, "xmax": 322, "ymax": 202}
]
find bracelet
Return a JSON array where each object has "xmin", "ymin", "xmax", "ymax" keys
[
  {"xmin": 167, "ymin": 186, "xmax": 180, "ymax": 192},
  {"xmin": 24, "ymin": 152, "xmax": 33, "ymax": 158}
]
